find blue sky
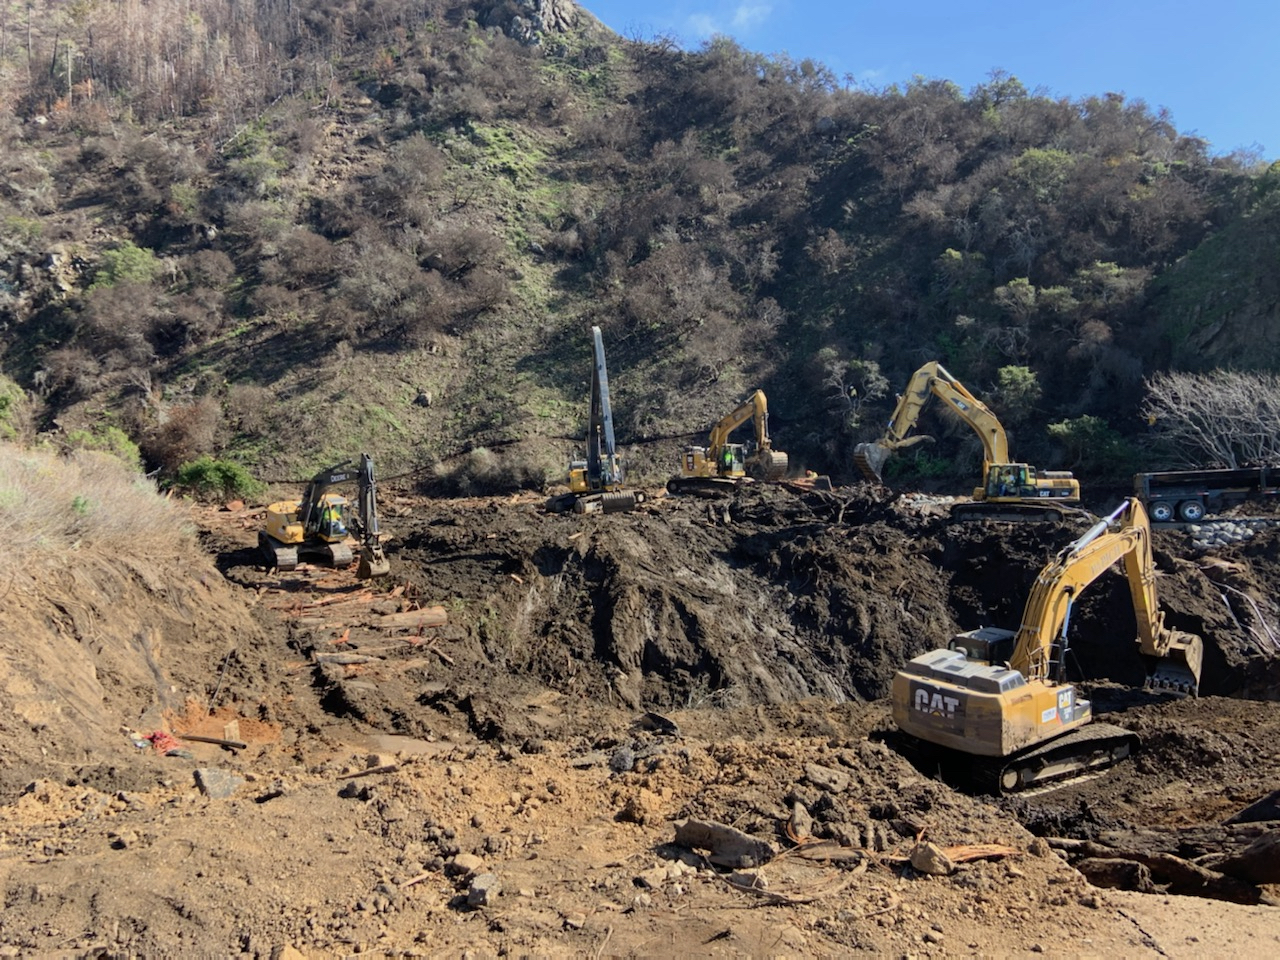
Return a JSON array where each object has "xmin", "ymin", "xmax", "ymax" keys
[{"xmin": 580, "ymin": 1, "xmax": 1277, "ymax": 159}]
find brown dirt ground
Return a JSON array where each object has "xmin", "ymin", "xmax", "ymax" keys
[{"xmin": 0, "ymin": 482, "xmax": 1277, "ymax": 956}]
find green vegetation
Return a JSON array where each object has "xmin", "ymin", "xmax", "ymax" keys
[
  {"xmin": 1047, "ymin": 416, "xmax": 1134, "ymax": 478},
  {"xmin": 63, "ymin": 424, "xmax": 143, "ymax": 471},
  {"xmin": 0, "ymin": 1, "xmax": 1274, "ymax": 494},
  {"xmin": 171, "ymin": 456, "xmax": 265, "ymax": 501},
  {"xmin": 0, "ymin": 375, "xmax": 28, "ymax": 441},
  {"xmin": 89, "ymin": 241, "xmax": 162, "ymax": 289}
]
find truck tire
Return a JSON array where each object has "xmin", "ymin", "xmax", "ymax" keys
[
  {"xmin": 1177, "ymin": 500, "xmax": 1206, "ymax": 522},
  {"xmin": 1148, "ymin": 501, "xmax": 1175, "ymax": 523}
]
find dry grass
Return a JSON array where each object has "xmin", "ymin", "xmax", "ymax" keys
[{"xmin": 0, "ymin": 443, "xmax": 196, "ymax": 576}]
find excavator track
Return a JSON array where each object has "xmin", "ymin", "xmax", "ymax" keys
[
  {"xmin": 980, "ymin": 723, "xmax": 1138, "ymax": 794},
  {"xmin": 949, "ymin": 501, "xmax": 1073, "ymax": 523},
  {"xmin": 259, "ymin": 531, "xmax": 298, "ymax": 572}
]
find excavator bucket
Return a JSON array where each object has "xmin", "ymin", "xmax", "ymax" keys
[
  {"xmin": 746, "ymin": 450, "xmax": 790, "ymax": 481},
  {"xmin": 356, "ymin": 546, "xmax": 391, "ymax": 580},
  {"xmin": 1146, "ymin": 629, "xmax": 1203, "ymax": 696},
  {"xmin": 853, "ymin": 442, "xmax": 890, "ymax": 483}
]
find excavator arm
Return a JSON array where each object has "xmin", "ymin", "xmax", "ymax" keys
[
  {"xmin": 1007, "ymin": 498, "xmax": 1202, "ymax": 692},
  {"xmin": 705, "ymin": 389, "xmax": 789, "ymax": 480},
  {"xmin": 855, "ymin": 361, "xmax": 1010, "ymax": 482},
  {"xmin": 585, "ymin": 325, "xmax": 625, "ymax": 492},
  {"xmin": 353, "ymin": 453, "xmax": 390, "ymax": 579}
]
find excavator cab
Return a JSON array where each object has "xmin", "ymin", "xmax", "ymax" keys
[{"xmin": 312, "ymin": 497, "xmax": 350, "ymax": 542}]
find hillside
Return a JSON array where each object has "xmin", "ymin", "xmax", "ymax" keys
[{"xmin": 0, "ymin": 0, "xmax": 1277, "ymax": 495}]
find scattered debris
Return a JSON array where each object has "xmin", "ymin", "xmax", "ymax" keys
[{"xmin": 672, "ymin": 818, "xmax": 778, "ymax": 868}]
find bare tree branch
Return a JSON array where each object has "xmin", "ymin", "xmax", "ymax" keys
[{"xmin": 1142, "ymin": 371, "xmax": 1280, "ymax": 467}]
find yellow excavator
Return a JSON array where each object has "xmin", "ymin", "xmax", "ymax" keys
[
  {"xmin": 546, "ymin": 326, "xmax": 645, "ymax": 515},
  {"xmin": 260, "ymin": 453, "xmax": 391, "ymax": 578},
  {"xmin": 667, "ymin": 389, "xmax": 790, "ymax": 496},
  {"xmin": 854, "ymin": 361, "xmax": 1079, "ymax": 521},
  {"xmin": 891, "ymin": 497, "xmax": 1203, "ymax": 792}
]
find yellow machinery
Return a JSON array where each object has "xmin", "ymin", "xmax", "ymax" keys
[
  {"xmin": 261, "ymin": 453, "xmax": 390, "ymax": 578},
  {"xmin": 854, "ymin": 361, "xmax": 1079, "ymax": 520},
  {"xmin": 667, "ymin": 389, "xmax": 790, "ymax": 496},
  {"xmin": 547, "ymin": 326, "xmax": 644, "ymax": 515},
  {"xmin": 892, "ymin": 497, "xmax": 1203, "ymax": 792}
]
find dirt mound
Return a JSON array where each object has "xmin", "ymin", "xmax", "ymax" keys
[{"xmin": 2, "ymin": 484, "xmax": 1279, "ymax": 955}]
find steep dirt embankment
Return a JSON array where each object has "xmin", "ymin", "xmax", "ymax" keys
[{"xmin": 0, "ymin": 528, "xmax": 272, "ymax": 800}]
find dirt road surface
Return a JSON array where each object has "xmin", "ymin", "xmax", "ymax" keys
[{"xmin": 0, "ymin": 483, "xmax": 1276, "ymax": 956}]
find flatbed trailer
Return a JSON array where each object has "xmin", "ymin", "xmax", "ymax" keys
[{"xmin": 1133, "ymin": 466, "xmax": 1280, "ymax": 522}]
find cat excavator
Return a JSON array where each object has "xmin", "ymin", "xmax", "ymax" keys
[
  {"xmin": 891, "ymin": 497, "xmax": 1203, "ymax": 792},
  {"xmin": 854, "ymin": 361, "xmax": 1079, "ymax": 521},
  {"xmin": 546, "ymin": 326, "xmax": 644, "ymax": 515},
  {"xmin": 667, "ymin": 389, "xmax": 790, "ymax": 496},
  {"xmin": 260, "ymin": 453, "xmax": 390, "ymax": 578}
]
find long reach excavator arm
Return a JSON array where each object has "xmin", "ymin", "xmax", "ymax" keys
[
  {"xmin": 891, "ymin": 497, "xmax": 1202, "ymax": 792},
  {"xmin": 547, "ymin": 326, "xmax": 644, "ymax": 514}
]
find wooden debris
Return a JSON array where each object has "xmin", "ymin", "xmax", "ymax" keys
[
  {"xmin": 373, "ymin": 606, "xmax": 449, "ymax": 629},
  {"xmin": 1046, "ymin": 836, "xmax": 1276, "ymax": 905},
  {"xmin": 673, "ymin": 818, "xmax": 778, "ymax": 868},
  {"xmin": 717, "ymin": 859, "xmax": 866, "ymax": 906},
  {"xmin": 336, "ymin": 763, "xmax": 399, "ymax": 780},
  {"xmin": 178, "ymin": 734, "xmax": 248, "ymax": 750},
  {"xmin": 1209, "ymin": 830, "xmax": 1280, "ymax": 885},
  {"xmin": 314, "ymin": 652, "xmax": 379, "ymax": 665}
]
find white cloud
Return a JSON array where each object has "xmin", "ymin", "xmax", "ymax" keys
[
  {"xmin": 685, "ymin": 12, "xmax": 719, "ymax": 39},
  {"xmin": 732, "ymin": 3, "xmax": 772, "ymax": 31}
]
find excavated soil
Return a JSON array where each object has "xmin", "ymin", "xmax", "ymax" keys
[{"xmin": 0, "ymin": 482, "xmax": 1278, "ymax": 956}]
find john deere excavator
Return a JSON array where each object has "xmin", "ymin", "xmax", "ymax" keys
[
  {"xmin": 854, "ymin": 361, "xmax": 1079, "ymax": 521},
  {"xmin": 260, "ymin": 453, "xmax": 391, "ymax": 578},
  {"xmin": 546, "ymin": 326, "xmax": 644, "ymax": 515},
  {"xmin": 891, "ymin": 497, "xmax": 1203, "ymax": 792},
  {"xmin": 667, "ymin": 389, "xmax": 790, "ymax": 496}
]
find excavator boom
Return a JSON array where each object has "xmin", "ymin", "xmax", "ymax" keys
[
  {"xmin": 854, "ymin": 362, "xmax": 1008, "ymax": 482},
  {"xmin": 1006, "ymin": 499, "xmax": 1202, "ymax": 692}
]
